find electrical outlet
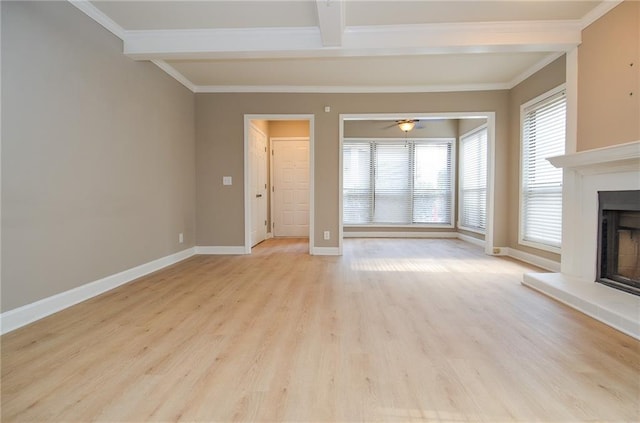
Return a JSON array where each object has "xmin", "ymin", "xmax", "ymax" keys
[
  {"xmin": 179, "ymin": 233, "xmax": 184, "ymax": 243},
  {"xmin": 323, "ymin": 231, "xmax": 330, "ymax": 240},
  {"xmin": 493, "ymin": 247, "xmax": 501, "ymax": 254},
  {"xmin": 222, "ymin": 176, "xmax": 232, "ymax": 185}
]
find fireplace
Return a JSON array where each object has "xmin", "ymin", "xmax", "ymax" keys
[
  {"xmin": 597, "ymin": 190, "xmax": 640, "ymax": 296},
  {"xmin": 522, "ymin": 141, "xmax": 640, "ymax": 340}
]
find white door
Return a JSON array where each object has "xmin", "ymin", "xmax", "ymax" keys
[
  {"xmin": 249, "ymin": 124, "xmax": 268, "ymax": 246},
  {"xmin": 272, "ymin": 140, "xmax": 309, "ymax": 237}
]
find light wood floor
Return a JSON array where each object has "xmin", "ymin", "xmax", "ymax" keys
[{"xmin": 2, "ymin": 238, "xmax": 639, "ymax": 422}]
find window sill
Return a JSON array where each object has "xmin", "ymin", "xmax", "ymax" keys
[
  {"xmin": 344, "ymin": 224, "xmax": 454, "ymax": 229},
  {"xmin": 457, "ymin": 225, "xmax": 486, "ymax": 235}
]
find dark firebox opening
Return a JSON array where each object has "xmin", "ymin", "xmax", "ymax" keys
[{"xmin": 597, "ymin": 190, "xmax": 640, "ymax": 296}]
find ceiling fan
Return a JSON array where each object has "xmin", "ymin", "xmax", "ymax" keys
[
  {"xmin": 382, "ymin": 119, "xmax": 422, "ymax": 132},
  {"xmin": 396, "ymin": 119, "xmax": 419, "ymax": 132}
]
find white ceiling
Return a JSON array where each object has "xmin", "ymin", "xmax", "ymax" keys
[{"xmin": 74, "ymin": 0, "xmax": 621, "ymax": 93}]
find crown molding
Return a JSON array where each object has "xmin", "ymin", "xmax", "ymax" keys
[
  {"xmin": 508, "ymin": 51, "xmax": 566, "ymax": 89},
  {"xmin": 151, "ymin": 60, "xmax": 197, "ymax": 92},
  {"xmin": 580, "ymin": 0, "xmax": 623, "ymax": 29},
  {"xmin": 68, "ymin": 0, "xmax": 126, "ymax": 40},
  {"xmin": 193, "ymin": 83, "xmax": 510, "ymax": 94}
]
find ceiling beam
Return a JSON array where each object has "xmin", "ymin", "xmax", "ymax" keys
[
  {"xmin": 67, "ymin": 1, "xmax": 582, "ymax": 61},
  {"xmin": 342, "ymin": 21, "xmax": 582, "ymax": 54},
  {"xmin": 315, "ymin": 0, "xmax": 345, "ymax": 47},
  {"xmin": 123, "ymin": 20, "xmax": 582, "ymax": 61}
]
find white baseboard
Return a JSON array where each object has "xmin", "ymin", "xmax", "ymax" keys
[
  {"xmin": 195, "ymin": 246, "xmax": 248, "ymax": 255},
  {"xmin": 507, "ymin": 248, "xmax": 561, "ymax": 272},
  {"xmin": 311, "ymin": 247, "xmax": 342, "ymax": 256},
  {"xmin": 343, "ymin": 231, "xmax": 458, "ymax": 239},
  {"xmin": 457, "ymin": 233, "xmax": 486, "ymax": 247},
  {"xmin": 0, "ymin": 247, "xmax": 196, "ymax": 335}
]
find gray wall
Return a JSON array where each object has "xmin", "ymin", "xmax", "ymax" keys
[
  {"xmin": 195, "ymin": 91, "xmax": 510, "ymax": 249},
  {"xmin": 1, "ymin": 1, "xmax": 196, "ymax": 312}
]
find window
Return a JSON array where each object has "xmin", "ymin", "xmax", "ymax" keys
[
  {"xmin": 343, "ymin": 142, "xmax": 372, "ymax": 224},
  {"xmin": 459, "ymin": 126, "xmax": 487, "ymax": 233},
  {"xmin": 343, "ymin": 139, "xmax": 454, "ymax": 226},
  {"xmin": 520, "ymin": 86, "xmax": 566, "ymax": 252}
]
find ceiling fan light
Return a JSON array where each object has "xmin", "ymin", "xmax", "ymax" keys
[{"xmin": 398, "ymin": 121, "xmax": 416, "ymax": 132}]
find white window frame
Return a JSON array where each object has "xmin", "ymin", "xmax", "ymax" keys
[
  {"xmin": 458, "ymin": 124, "xmax": 488, "ymax": 235},
  {"xmin": 343, "ymin": 137, "xmax": 456, "ymax": 228},
  {"xmin": 518, "ymin": 84, "xmax": 566, "ymax": 254}
]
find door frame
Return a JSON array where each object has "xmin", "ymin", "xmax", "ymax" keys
[
  {"xmin": 270, "ymin": 137, "xmax": 310, "ymax": 238},
  {"xmin": 244, "ymin": 114, "xmax": 315, "ymax": 254}
]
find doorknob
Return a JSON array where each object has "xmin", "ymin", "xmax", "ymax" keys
[{"xmin": 256, "ymin": 194, "xmax": 263, "ymax": 198}]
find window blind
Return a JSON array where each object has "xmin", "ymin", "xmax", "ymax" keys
[
  {"xmin": 413, "ymin": 142, "xmax": 453, "ymax": 224},
  {"xmin": 521, "ymin": 90, "xmax": 566, "ymax": 249},
  {"xmin": 459, "ymin": 127, "xmax": 487, "ymax": 233},
  {"xmin": 343, "ymin": 139, "xmax": 454, "ymax": 226},
  {"xmin": 343, "ymin": 142, "xmax": 372, "ymax": 224},
  {"xmin": 374, "ymin": 143, "xmax": 412, "ymax": 223}
]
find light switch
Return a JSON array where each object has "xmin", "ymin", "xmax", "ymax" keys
[{"xmin": 223, "ymin": 176, "xmax": 232, "ymax": 185}]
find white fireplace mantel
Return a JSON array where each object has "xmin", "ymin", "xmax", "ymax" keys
[
  {"xmin": 548, "ymin": 140, "xmax": 640, "ymax": 174},
  {"xmin": 522, "ymin": 140, "xmax": 640, "ymax": 340}
]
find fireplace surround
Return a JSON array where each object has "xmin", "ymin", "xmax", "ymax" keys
[{"xmin": 522, "ymin": 141, "xmax": 640, "ymax": 339}]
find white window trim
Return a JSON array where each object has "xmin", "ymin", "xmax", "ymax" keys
[
  {"xmin": 457, "ymin": 124, "xmax": 488, "ymax": 235},
  {"xmin": 343, "ymin": 137, "xmax": 456, "ymax": 228},
  {"xmin": 518, "ymin": 84, "xmax": 566, "ymax": 254}
]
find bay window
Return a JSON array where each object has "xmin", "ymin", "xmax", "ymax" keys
[{"xmin": 343, "ymin": 139, "xmax": 454, "ymax": 226}]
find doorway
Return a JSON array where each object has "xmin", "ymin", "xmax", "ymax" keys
[
  {"xmin": 244, "ymin": 115, "xmax": 314, "ymax": 254},
  {"xmin": 271, "ymin": 138, "xmax": 310, "ymax": 237}
]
